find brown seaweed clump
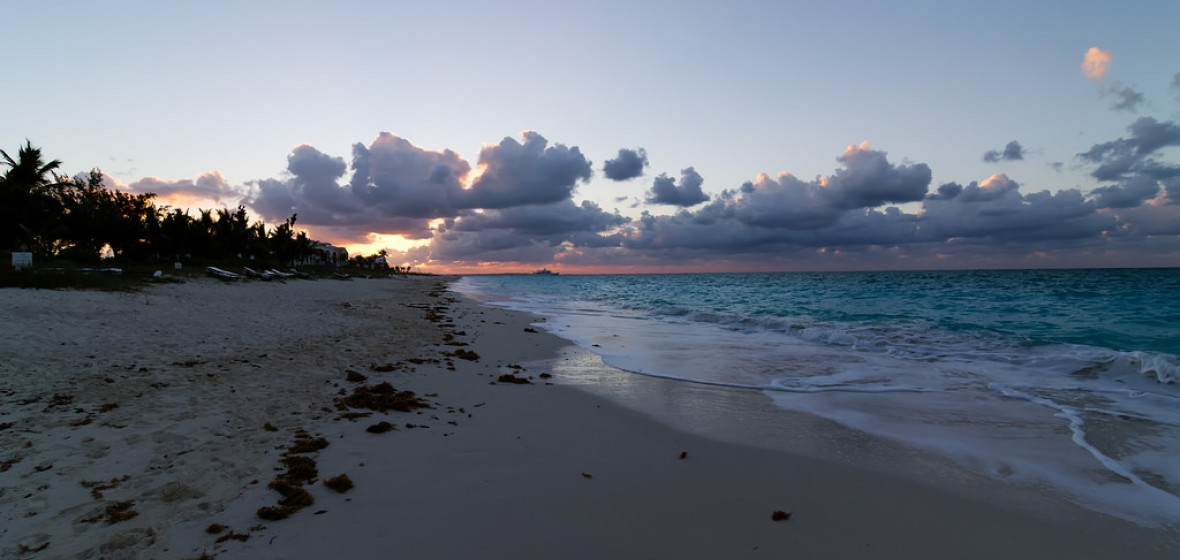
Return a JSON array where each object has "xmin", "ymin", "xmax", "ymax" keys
[
  {"xmin": 450, "ymin": 349, "xmax": 480, "ymax": 361},
  {"xmin": 323, "ymin": 474, "xmax": 354, "ymax": 493},
  {"xmin": 279, "ymin": 455, "xmax": 319, "ymax": 484},
  {"xmin": 256, "ymin": 438, "xmax": 325, "ymax": 520},
  {"xmin": 338, "ymin": 382, "xmax": 432, "ymax": 413},
  {"xmin": 83, "ymin": 500, "xmax": 139, "ymax": 524},
  {"xmin": 366, "ymin": 421, "xmax": 396, "ymax": 434},
  {"xmin": 80, "ymin": 475, "xmax": 130, "ymax": 500},
  {"xmin": 287, "ymin": 430, "xmax": 330, "ymax": 454},
  {"xmin": 771, "ymin": 510, "xmax": 792, "ymax": 521},
  {"xmin": 496, "ymin": 373, "xmax": 532, "ymax": 384}
]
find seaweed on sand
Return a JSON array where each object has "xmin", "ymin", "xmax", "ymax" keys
[
  {"xmin": 496, "ymin": 373, "xmax": 532, "ymax": 384},
  {"xmin": 323, "ymin": 474, "xmax": 354, "ymax": 493},
  {"xmin": 338, "ymin": 382, "xmax": 432, "ymax": 413},
  {"xmin": 81, "ymin": 500, "xmax": 139, "ymax": 524},
  {"xmin": 450, "ymin": 349, "xmax": 480, "ymax": 361},
  {"xmin": 287, "ymin": 430, "xmax": 329, "ymax": 454},
  {"xmin": 366, "ymin": 421, "xmax": 396, "ymax": 433}
]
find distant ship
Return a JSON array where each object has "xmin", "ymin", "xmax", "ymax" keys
[{"xmin": 533, "ymin": 268, "xmax": 559, "ymax": 275}]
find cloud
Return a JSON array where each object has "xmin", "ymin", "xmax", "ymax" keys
[
  {"xmin": 1109, "ymin": 85, "xmax": 1145, "ymax": 112},
  {"xmin": 348, "ymin": 132, "xmax": 470, "ymax": 219},
  {"xmin": 647, "ymin": 167, "xmax": 710, "ymax": 206},
  {"xmin": 983, "ymin": 140, "xmax": 1025, "ymax": 163},
  {"xmin": 461, "ymin": 131, "xmax": 593, "ymax": 209},
  {"xmin": 127, "ymin": 171, "xmax": 242, "ymax": 207},
  {"xmin": 429, "ymin": 199, "xmax": 626, "ymax": 262},
  {"xmin": 823, "ymin": 142, "xmax": 931, "ymax": 209},
  {"xmin": 920, "ymin": 174, "xmax": 1114, "ymax": 242},
  {"xmin": 602, "ymin": 148, "xmax": 649, "ymax": 181},
  {"xmin": 242, "ymin": 131, "xmax": 594, "ymax": 242},
  {"xmin": 1090, "ymin": 175, "xmax": 1161, "ymax": 208},
  {"xmin": 451, "ymin": 200, "xmax": 627, "ymax": 237},
  {"xmin": 1077, "ymin": 116, "xmax": 1180, "ymax": 181},
  {"xmin": 247, "ymin": 144, "xmax": 365, "ymax": 227},
  {"xmin": 117, "ymin": 120, "xmax": 1178, "ymax": 271},
  {"xmin": 1082, "ymin": 47, "xmax": 1111, "ymax": 80}
]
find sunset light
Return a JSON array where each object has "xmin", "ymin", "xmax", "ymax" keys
[{"xmin": 5, "ymin": 4, "xmax": 1178, "ymax": 557}]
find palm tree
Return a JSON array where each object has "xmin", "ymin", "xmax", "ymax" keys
[{"xmin": 0, "ymin": 141, "xmax": 66, "ymax": 255}]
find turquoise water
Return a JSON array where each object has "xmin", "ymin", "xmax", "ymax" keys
[{"xmin": 453, "ymin": 269, "xmax": 1180, "ymax": 526}]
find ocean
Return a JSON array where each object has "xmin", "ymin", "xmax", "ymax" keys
[{"xmin": 451, "ymin": 269, "xmax": 1180, "ymax": 527}]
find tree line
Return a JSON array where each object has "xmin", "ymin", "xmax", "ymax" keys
[{"xmin": 1, "ymin": 141, "xmax": 324, "ymax": 266}]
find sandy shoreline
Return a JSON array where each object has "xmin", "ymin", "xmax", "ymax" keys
[{"xmin": 1, "ymin": 277, "xmax": 1176, "ymax": 559}]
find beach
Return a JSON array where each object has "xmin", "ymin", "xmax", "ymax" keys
[{"xmin": 1, "ymin": 276, "xmax": 1176, "ymax": 559}]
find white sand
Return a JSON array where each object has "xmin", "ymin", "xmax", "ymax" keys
[{"xmin": 1, "ymin": 277, "xmax": 1175, "ymax": 559}]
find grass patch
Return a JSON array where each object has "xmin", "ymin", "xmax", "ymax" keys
[{"xmin": 0, "ymin": 263, "xmax": 180, "ymax": 291}]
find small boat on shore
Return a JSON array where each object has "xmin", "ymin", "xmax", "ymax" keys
[{"xmin": 205, "ymin": 266, "xmax": 239, "ymax": 281}]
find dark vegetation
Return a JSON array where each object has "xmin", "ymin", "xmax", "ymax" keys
[{"xmin": 1, "ymin": 141, "xmax": 413, "ymax": 288}]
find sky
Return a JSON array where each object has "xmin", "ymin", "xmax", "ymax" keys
[{"xmin": 4, "ymin": 0, "xmax": 1180, "ymax": 273}]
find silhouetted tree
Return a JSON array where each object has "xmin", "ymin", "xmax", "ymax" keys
[{"xmin": 0, "ymin": 141, "xmax": 67, "ymax": 256}]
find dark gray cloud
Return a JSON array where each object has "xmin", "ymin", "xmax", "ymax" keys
[
  {"xmin": 1172, "ymin": 73, "xmax": 1180, "ymax": 98},
  {"xmin": 147, "ymin": 121, "xmax": 1177, "ymax": 270},
  {"xmin": 983, "ymin": 140, "xmax": 1025, "ymax": 163},
  {"xmin": 919, "ymin": 175, "xmax": 1115, "ymax": 242},
  {"xmin": 1077, "ymin": 117, "xmax": 1180, "ymax": 210},
  {"xmin": 602, "ymin": 148, "xmax": 649, "ymax": 181},
  {"xmin": 451, "ymin": 200, "xmax": 627, "ymax": 237},
  {"xmin": 250, "ymin": 145, "xmax": 361, "ymax": 222},
  {"xmin": 461, "ymin": 131, "xmax": 592, "ymax": 209},
  {"xmin": 616, "ymin": 170, "xmax": 1121, "ymax": 268},
  {"xmin": 821, "ymin": 143, "xmax": 931, "ymax": 210},
  {"xmin": 348, "ymin": 132, "xmax": 470, "ymax": 219},
  {"xmin": 647, "ymin": 167, "xmax": 709, "ymax": 207},
  {"xmin": 429, "ymin": 200, "xmax": 626, "ymax": 262},
  {"xmin": 128, "ymin": 171, "xmax": 241, "ymax": 205},
  {"xmin": 1090, "ymin": 175, "xmax": 1160, "ymax": 208},
  {"xmin": 1078, "ymin": 117, "xmax": 1180, "ymax": 181},
  {"xmin": 1109, "ymin": 85, "xmax": 1145, "ymax": 112},
  {"xmin": 242, "ymin": 131, "xmax": 593, "ymax": 241}
]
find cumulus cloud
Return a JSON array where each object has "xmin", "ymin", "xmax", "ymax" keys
[
  {"xmin": 1077, "ymin": 117, "xmax": 1180, "ymax": 181},
  {"xmin": 127, "ymin": 171, "xmax": 242, "ymax": 207},
  {"xmin": 920, "ymin": 174, "xmax": 1114, "ymax": 242},
  {"xmin": 603, "ymin": 148, "xmax": 649, "ymax": 181},
  {"xmin": 982, "ymin": 140, "xmax": 1025, "ymax": 163},
  {"xmin": 247, "ymin": 144, "xmax": 364, "ymax": 228},
  {"xmin": 125, "ymin": 122, "xmax": 1178, "ymax": 270},
  {"xmin": 1090, "ymin": 175, "xmax": 1161, "ymax": 208},
  {"xmin": 620, "ymin": 144, "xmax": 937, "ymax": 254},
  {"xmin": 461, "ymin": 131, "xmax": 593, "ymax": 209},
  {"xmin": 241, "ymin": 130, "xmax": 594, "ymax": 242},
  {"xmin": 429, "ymin": 199, "xmax": 626, "ymax": 263},
  {"xmin": 1109, "ymin": 84, "xmax": 1145, "ymax": 112},
  {"xmin": 1076, "ymin": 116, "xmax": 1180, "ymax": 211},
  {"xmin": 647, "ymin": 167, "xmax": 710, "ymax": 206},
  {"xmin": 823, "ymin": 142, "xmax": 931, "ymax": 209},
  {"xmin": 1082, "ymin": 47, "xmax": 1111, "ymax": 80},
  {"xmin": 451, "ymin": 200, "xmax": 627, "ymax": 237},
  {"xmin": 348, "ymin": 132, "xmax": 470, "ymax": 219}
]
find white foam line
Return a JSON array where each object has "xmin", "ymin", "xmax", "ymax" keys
[
  {"xmin": 583, "ymin": 359, "xmax": 933, "ymax": 395},
  {"xmin": 990, "ymin": 383, "xmax": 1180, "ymax": 506}
]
